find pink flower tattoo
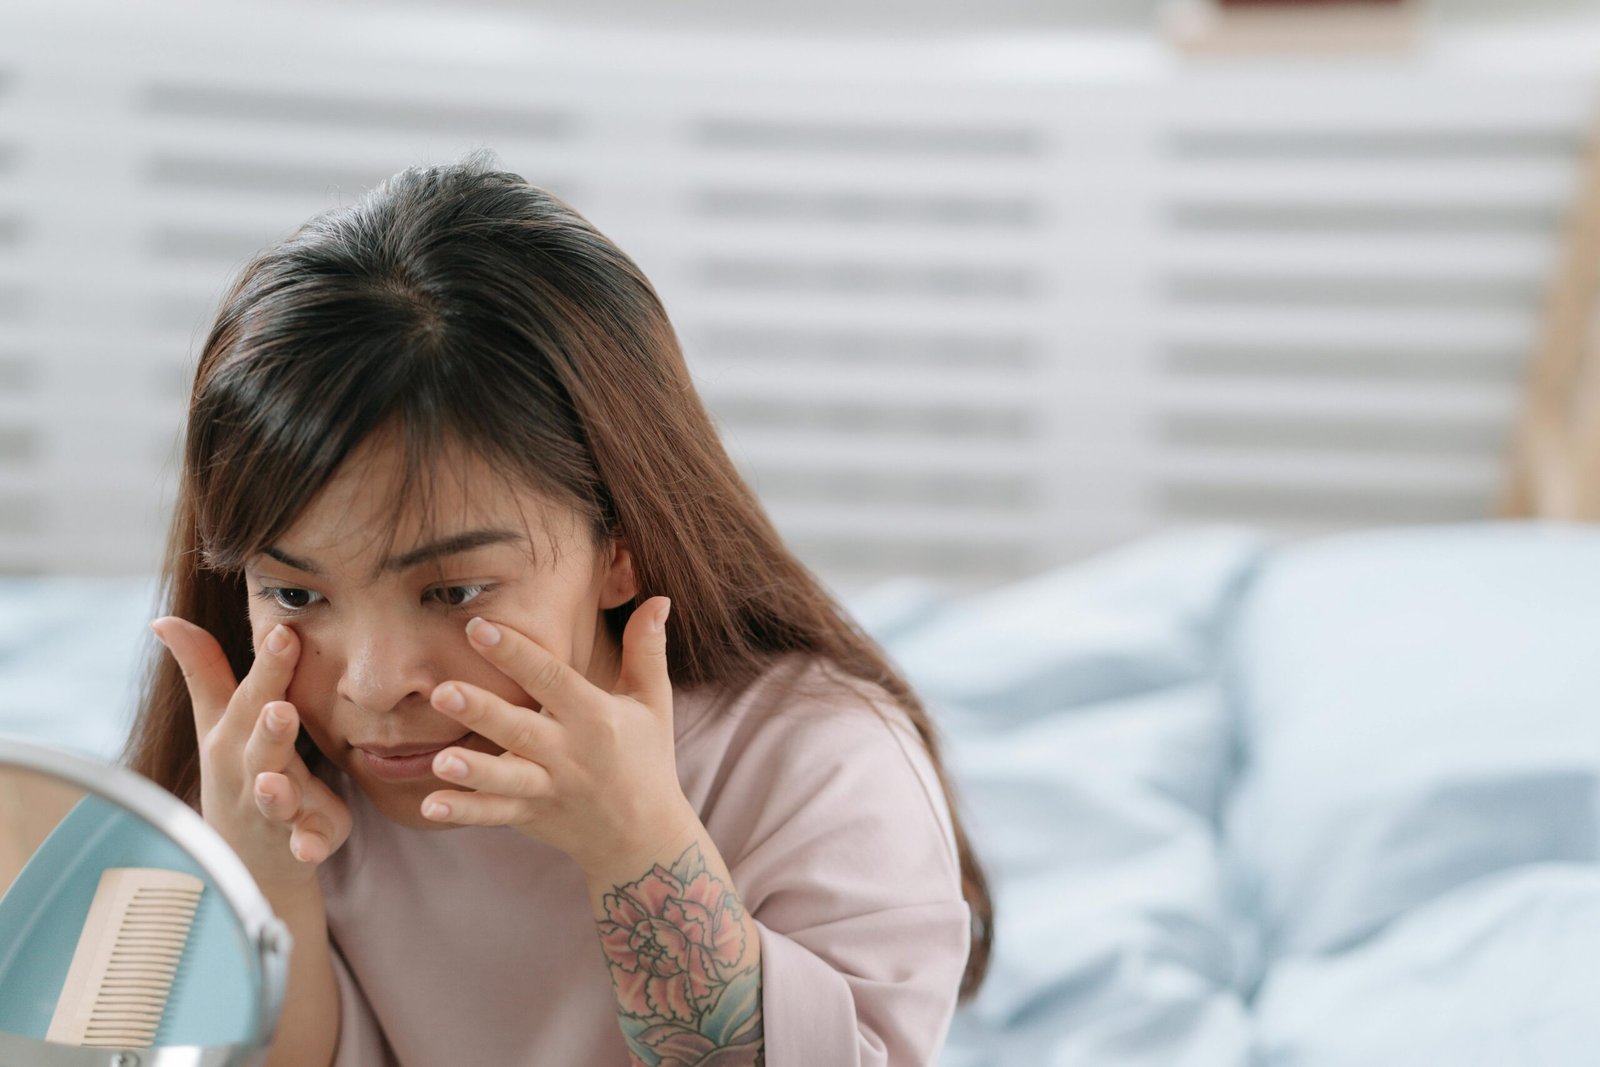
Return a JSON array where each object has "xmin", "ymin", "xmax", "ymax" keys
[{"xmin": 597, "ymin": 845, "xmax": 764, "ymax": 1066}]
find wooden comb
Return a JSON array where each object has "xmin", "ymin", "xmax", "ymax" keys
[{"xmin": 45, "ymin": 867, "xmax": 204, "ymax": 1048}]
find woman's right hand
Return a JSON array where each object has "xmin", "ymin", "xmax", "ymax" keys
[{"xmin": 149, "ymin": 617, "xmax": 352, "ymax": 897}]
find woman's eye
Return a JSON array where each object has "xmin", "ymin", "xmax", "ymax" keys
[
  {"xmin": 255, "ymin": 586, "xmax": 323, "ymax": 612},
  {"xmin": 250, "ymin": 584, "xmax": 488, "ymax": 612},
  {"xmin": 428, "ymin": 584, "xmax": 489, "ymax": 609}
]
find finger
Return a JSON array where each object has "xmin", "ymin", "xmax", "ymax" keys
[
  {"xmin": 149, "ymin": 617, "xmax": 301, "ymax": 743},
  {"xmin": 277, "ymin": 754, "xmax": 353, "ymax": 860},
  {"xmin": 150, "ymin": 616, "xmax": 240, "ymax": 739},
  {"xmin": 244, "ymin": 700, "xmax": 300, "ymax": 783},
  {"xmin": 431, "ymin": 681, "xmax": 561, "ymax": 758},
  {"xmin": 614, "ymin": 596, "xmax": 673, "ymax": 716},
  {"xmin": 260, "ymin": 773, "xmax": 341, "ymax": 865},
  {"xmin": 228, "ymin": 624, "xmax": 301, "ymax": 742},
  {"xmin": 464, "ymin": 617, "xmax": 596, "ymax": 721},
  {"xmin": 253, "ymin": 769, "xmax": 299, "ymax": 823},
  {"xmin": 420, "ymin": 788, "xmax": 530, "ymax": 828},
  {"xmin": 289, "ymin": 814, "xmax": 337, "ymax": 864},
  {"xmin": 258, "ymin": 754, "xmax": 352, "ymax": 864},
  {"xmin": 431, "ymin": 745, "xmax": 554, "ymax": 798},
  {"xmin": 251, "ymin": 770, "xmax": 323, "ymax": 862}
]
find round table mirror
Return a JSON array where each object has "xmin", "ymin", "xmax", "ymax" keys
[{"xmin": 0, "ymin": 736, "xmax": 290, "ymax": 1067}]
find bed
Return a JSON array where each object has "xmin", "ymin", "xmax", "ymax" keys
[
  {"xmin": 868, "ymin": 521, "xmax": 1600, "ymax": 1063},
  {"xmin": 4, "ymin": 518, "xmax": 1600, "ymax": 1062}
]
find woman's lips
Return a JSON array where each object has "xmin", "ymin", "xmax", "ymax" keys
[{"xmin": 357, "ymin": 733, "xmax": 469, "ymax": 782}]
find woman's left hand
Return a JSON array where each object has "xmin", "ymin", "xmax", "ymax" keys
[{"xmin": 421, "ymin": 595, "xmax": 699, "ymax": 881}]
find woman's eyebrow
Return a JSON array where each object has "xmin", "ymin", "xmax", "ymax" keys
[{"xmin": 259, "ymin": 528, "xmax": 530, "ymax": 579}]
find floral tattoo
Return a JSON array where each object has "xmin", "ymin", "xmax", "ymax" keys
[{"xmin": 597, "ymin": 844, "xmax": 764, "ymax": 1066}]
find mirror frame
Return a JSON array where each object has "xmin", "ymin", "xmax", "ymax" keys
[{"xmin": 0, "ymin": 735, "xmax": 291, "ymax": 1067}]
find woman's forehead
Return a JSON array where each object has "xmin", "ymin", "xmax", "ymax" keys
[
  {"xmin": 284, "ymin": 482, "xmax": 566, "ymax": 557},
  {"xmin": 321, "ymin": 426, "xmax": 569, "ymax": 525},
  {"xmin": 257, "ymin": 523, "xmax": 541, "ymax": 582},
  {"xmin": 299, "ymin": 455, "xmax": 523, "ymax": 531},
  {"xmin": 246, "ymin": 423, "xmax": 592, "ymax": 579}
]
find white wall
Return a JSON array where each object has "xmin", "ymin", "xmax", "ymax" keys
[
  {"xmin": 2, "ymin": 1, "xmax": 1598, "ymax": 593},
  {"xmin": 319, "ymin": 0, "xmax": 1599, "ymax": 33}
]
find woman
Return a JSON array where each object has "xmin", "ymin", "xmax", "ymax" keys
[{"xmin": 125, "ymin": 149, "xmax": 992, "ymax": 1066}]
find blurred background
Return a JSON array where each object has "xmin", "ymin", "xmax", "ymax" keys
[{"xmin": 3, "ymin": 0, "xmax": 1600, "ymax": 596}]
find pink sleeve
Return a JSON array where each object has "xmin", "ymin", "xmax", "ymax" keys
[
  {"xmin": 328, "ymin": 938, "xmax": 398, "ymax": 1067},
  {"xmin": 756, "ymin": 901, "xmax": 971, "ymax": 1066},
  {"xmin": 726, "ymin": 689, "xmax": 972, "ymax": 1066}
]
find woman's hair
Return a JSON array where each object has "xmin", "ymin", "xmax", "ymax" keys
[{"xmin": 122, "ymin": 148, "xmax": 992, "ymax": 999}]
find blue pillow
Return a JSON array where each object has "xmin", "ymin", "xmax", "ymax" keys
[
  {"xmin": 855, "ymin": 526, "xmax": 1267, "ymax": 1066},
  {"xmin": 1225, "ymin": 522, "xmax": 1600, "ymax": 973}
]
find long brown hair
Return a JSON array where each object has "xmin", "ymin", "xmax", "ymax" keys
[{"xmin": 122, "ymin": 148, "xmax": 992, "ymax": 999}]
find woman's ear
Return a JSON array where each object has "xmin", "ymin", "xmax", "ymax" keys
[{"xmin": 598, "ymin": 537, "xmax": 639, "ymax": 610}]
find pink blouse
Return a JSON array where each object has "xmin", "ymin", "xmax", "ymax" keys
[{"xmin": 314, "ymin": 652, "xmax": 972, "ymax": 1065}]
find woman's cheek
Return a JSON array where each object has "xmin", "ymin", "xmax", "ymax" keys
[
  {"xmin": 286, "ymin": 665, "xmax": 344, "ymax": 759},
  {"xmin": 247, "ymin": 613, "xmax": 270, "ymax": 653},
  {"xmin": 283, "ymin": 641, "xmax": 323, "ymax": 709},
  {"xmin": 270, "ymin": 631, "xmax": 315, "ymax": 715}
]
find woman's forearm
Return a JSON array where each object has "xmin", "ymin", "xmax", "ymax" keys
[
  {"xmin": 586, "ymin": 821, "xmax": 765, "ymax": 1066},
  {"xmin": 260, "ymin": 886, "xmax": 342, "ymax": 1067}
]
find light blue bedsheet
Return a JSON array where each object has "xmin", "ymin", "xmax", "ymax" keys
[
  {"xmin": 855, "ymin": 521, "xmax": 1600, "ymax": 1065},
  {"xmin": 5, "ymin": 522, "xmax": 1599, "ymax": 1062},
  {"xmin": 0, "ymin": 575, "xmax": 161, "ymax": 764}
]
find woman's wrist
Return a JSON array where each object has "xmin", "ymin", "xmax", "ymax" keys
[
  {"xmin": 579, "ymin": 791, "xmax": 701, "ymax": 894},
  {"xmin": 259, "ymin": 875, "xmax": 328, "ymax": 931},
  {"xmin": 584, "ymin": 802, "xmax": 766, "ymax": 1063}
]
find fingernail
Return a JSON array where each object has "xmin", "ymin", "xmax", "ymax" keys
[
  {"xmin": 148, "ymin": 620, "xmax": 169, "ymax": 645},
  {"xmin": 423, "ymin": 801, "xmax": 450, "ymax": 820},
  {"xmin": 436, "ymin": 753, "xmax": 467, "ymax": 779},
  {"xmin": 265, "ymin": 625, "xmax": 289, "ymax": 655},
  {"xmin": 651, "ymin": 598, "xmax": 671, "ymax": 633},
  {"xmin": 435, "ymin": 684, "xmax": 465, "ymax": 713},
  {"xmin": 466, "ymin": 617, "xmax": 500, "ymax": 647},
  {"xmin": 265, "ymin": 704, "xmax": 287, "ymax": 733}
]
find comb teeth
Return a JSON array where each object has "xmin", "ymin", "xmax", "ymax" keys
[{"xmin": 46, "ymin": 867, "xmax": 204, "ymax": 1048}]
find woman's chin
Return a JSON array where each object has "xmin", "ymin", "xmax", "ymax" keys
[{"xmin": 360, "ymin": 778, "xmax": 461, "ymax": 830}]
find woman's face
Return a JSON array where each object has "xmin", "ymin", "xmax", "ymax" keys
[{"xmin": 241, "ymin": 431, "xmax": 637, "ymax": 829}]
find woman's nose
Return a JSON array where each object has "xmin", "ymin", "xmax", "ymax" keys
[{"xmin": 335, "ymin": 626, "xmax": 437, "ymax": 714}]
